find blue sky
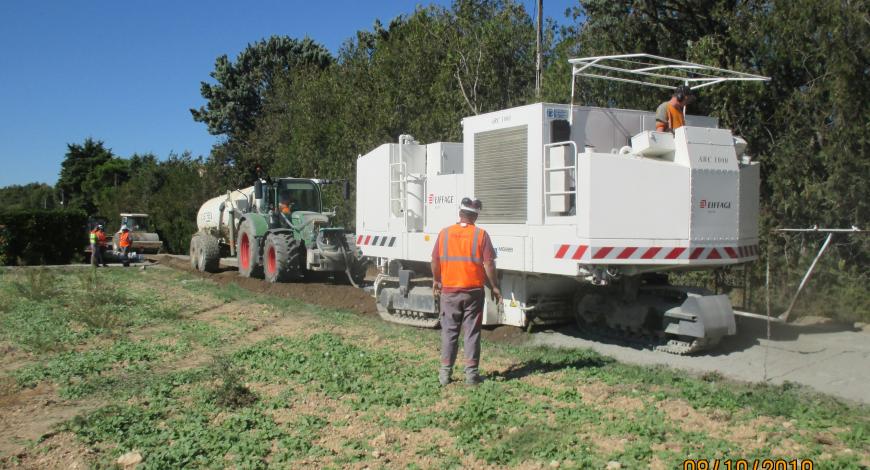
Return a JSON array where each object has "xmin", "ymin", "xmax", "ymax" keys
[{"xmin": 0, "ymin": 0, "xmax": 579, "ymax": 187}]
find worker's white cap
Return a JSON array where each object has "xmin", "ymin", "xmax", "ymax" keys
[
  {"xmin": 120, "ymin": 224, "xmax": 129, "ymax": 231},
  {"xmin": 459, "ymin": 197, "xmax": 482, "ymax": 214}
]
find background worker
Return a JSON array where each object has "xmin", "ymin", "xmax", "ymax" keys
[
  {"xmin": 89, "ymin": 224, "xmax": 108, "ymax": 267},
  {"xmin": 655, "ymin": 85, "xmax": 694, "ymax": 133},
  {"xmin": 431, "ymin": 197, "xmax": 502, "ymax": 386},
  {"xmin": 118, "ymin": 225, "xmax": 133, "ymax": 267}
]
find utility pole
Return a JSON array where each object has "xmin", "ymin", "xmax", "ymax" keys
[{"xmin": 536, "ymin": 0, "xmax": 543, "ymax": 99}]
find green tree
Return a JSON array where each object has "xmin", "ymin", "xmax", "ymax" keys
[
  {"xmin": 92, "ymin": 154, "xmax": 160, "ymax": 227},
  {"xmin": 0, "ymin": 183, "xmax": 59, "ymax": 212},
  {"xmin": 57, "ymin": 138, "xmax": 114, "ymax": 214},
  {"xmin": 191, "ymin": 36, "xmax": 333, "ymax": 141}
]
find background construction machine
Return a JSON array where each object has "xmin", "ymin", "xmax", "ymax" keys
[
  {"xmin": 113, "ymin": 213, "xmax": 162, "ymax": 254},
  {"xmin": 355, "ymin": 54, "xmax": 769, "ymax": 354},
  {"xmin": 191, "ymin": 176, "xmax": 367, "ymax": 285}
]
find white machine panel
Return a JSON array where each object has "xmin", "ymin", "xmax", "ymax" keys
[
  {"xmin": 424, "ymin": 174, "xmax": 466, "ymax": 233},
  {"xmin": 489, "ymin": 235, "xmax": 524, "ymax": 271},
  {"xmin": 356, "ymin": 144, "xmax": 391, "ymax": 233},
  {"xmin": 426, "ymin": 142, "xmax": 463, "ymax": 175},
  {"xmin": 675, "ymin": 126, "xmax": 739, "ymax": 170},
  {"xmin": 580, "ymin": 154, "xmax": 691, "ymax": 241},
  {"xmin": 738, "ymin": 163, "xmax": 760, "ymax": 241},
  {"xmin": 691, "ymin": 170, "xmax": 739, "ymax": 241}
]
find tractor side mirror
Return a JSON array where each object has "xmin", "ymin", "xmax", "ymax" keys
[{"xmin": 342, "ymin": 180, "xmax": 351, "ymax": 200}]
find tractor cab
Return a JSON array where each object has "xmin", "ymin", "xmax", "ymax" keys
[{"xmin": 274, "ymin": 179, "xmax": 323, "ymax": 216}]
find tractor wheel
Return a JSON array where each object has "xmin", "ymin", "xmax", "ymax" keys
[
  {"xmin": 263, "ymin": 233, "xmax": 302, "ymax": 283},
  {"xmin": 189, "ymin": 234, "xmax": 201, "ymax": 270},
  {"xmin": 197, "ymin": 234, "xmax": 221, "ymax": 273},
  {"xmin": 237, "ymin": 220, "xmax": 263, "ymax": 278}
]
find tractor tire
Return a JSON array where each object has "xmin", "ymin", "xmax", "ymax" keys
[
  {"xmin": 197, "ymin": 234, "xmax": 221, "ymax": 273},
  {"xmin": 237, "ymin": 220, "xmax": 263, "ymax": 278},
  {"xmin": 263, "ymin": 233, "xmax": 302, "ymax": 283},
  {"xmin": 189, "ymin": 234, "xmax": 201, "ymax": 270}
]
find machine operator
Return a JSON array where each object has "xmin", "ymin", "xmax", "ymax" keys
[{"xmin": 655, "ymin": 85, "xmax": 695, "ymax": 133}]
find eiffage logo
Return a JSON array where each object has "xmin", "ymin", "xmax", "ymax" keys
[
  {"xmin": 700, "ymin": 199, "xmax": 732, "ymax": 209},
  {"xmin": 428, "ymin": 194, "xmax": 455, "ymax": 205}
]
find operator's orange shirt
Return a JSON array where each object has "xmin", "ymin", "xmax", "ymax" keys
[{"xmin": 655, "ymin": 102, "xmax": 685, "ymax": 132}]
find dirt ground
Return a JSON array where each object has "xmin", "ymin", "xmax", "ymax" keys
[{"xmin": 155, "ymin": 255, "xmax": 378, "ymax": 316}]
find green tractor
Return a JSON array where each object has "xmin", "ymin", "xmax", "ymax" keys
[{"xmin": 190, "ymin": 177, "xmax": 367, "ymax": 285}]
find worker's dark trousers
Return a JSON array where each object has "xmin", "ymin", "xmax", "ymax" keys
[
  {"xmin": 90, "ymin": 244, "xmax": 103, "ymax": 266},
  {"xmin": 120, "ymin": 247, "xmax": 130, "ymax": 267},
  {"xmin": 440, "ymin": 288, "xmax": 484, "ymax": 368}
]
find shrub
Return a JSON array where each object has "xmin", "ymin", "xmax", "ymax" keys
[
  {"xmin": 0, "ymin": 209, "xmax": 87, "ymax": 265},
  {"xmin": 0, "ymin": 225, "xmax": 8, "ymax": 265}
]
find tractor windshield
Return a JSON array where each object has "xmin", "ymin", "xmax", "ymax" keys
[{"xmin": 277, "ymin": 180, "xmax": 321, "ymax": 213}]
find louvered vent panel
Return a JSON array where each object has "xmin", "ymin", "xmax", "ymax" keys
[{"xmin": 474, "ymin": 125, "xmax": 527, "ymax": 223}]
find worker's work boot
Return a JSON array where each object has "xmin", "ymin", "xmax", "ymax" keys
[
  {"xmin": 465, "ymin": 367, "xmax": 484, "ymax": 386},
  {"xmin": 438, "ymin": 366, "xmax": 452, "ymax": 386}
]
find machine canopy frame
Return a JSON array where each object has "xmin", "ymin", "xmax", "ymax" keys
[{"xmin": 568, "ymin": 53, "xmax": 770, "ymax": 121}]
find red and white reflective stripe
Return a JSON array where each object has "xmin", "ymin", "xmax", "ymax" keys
[
  {"xmin": 554, "ymin": 244, "xmax": 588, "ymax": 260},
  {"xmin": 554, "ymin": 244, "xmax": 759, "ymax": 261},
  {"xmin": 356, "ymin": 235, "xmax": 397, "ymax": 247}
]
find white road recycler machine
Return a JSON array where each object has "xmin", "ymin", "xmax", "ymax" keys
[{"xmin": 355, "ymin": 54, "xmax": 770, "ymax": 354}]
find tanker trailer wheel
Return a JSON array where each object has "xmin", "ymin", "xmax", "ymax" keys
[
  {"xmin": 189, "ymin": 234, "xmax": 201, "ymax": 270},
  {"xmin": 263, "ymin": 233, "xmax": 301, "ymax": 283},
  {"xmin": 237, "ymin": 220, "xmax": 263, "ymax": 278},
  {"xmin": 197, "ymin": 234, "xmax": 221, "ymax": 273}
]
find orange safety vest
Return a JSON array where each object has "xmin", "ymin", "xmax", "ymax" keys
[
  {"xmin": 437, "ymin": 223, "xmax": 487, "ymax": 289},
  {"xmin": 119, "ymin": 231, "xmax": 132, "ymax": 248}
]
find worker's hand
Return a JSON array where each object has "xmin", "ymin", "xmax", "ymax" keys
[
  {"xmin": 433, "ymin": 281, "xmax": 442, "ymax": 296},
  {"xmin": 491, "ymin": 287, "xmax": 502, "ymax": 304}
]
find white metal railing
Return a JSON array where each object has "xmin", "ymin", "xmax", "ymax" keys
[
  {"xmin": 543, "ymin": 141, "xmax": 578, "ymax": 218},
  {"xmin": 389, "ymin": 161, "xmax": 407, "ymax": 224}
]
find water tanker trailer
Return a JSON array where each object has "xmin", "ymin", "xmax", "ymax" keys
[{"xmin": 191, "ymin": 176, "xmax": 367, "ymax": 285}]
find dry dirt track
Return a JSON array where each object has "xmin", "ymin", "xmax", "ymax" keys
[
  {"xmin": 154, "ymin": 255, "xmax": 379, "ymax": 317},
  {"xmin": 155, "ymin": 255, "xmax": 870, "ymax": 404}
]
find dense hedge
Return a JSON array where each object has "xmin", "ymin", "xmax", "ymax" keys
[{"xmin": 0, "ymin": 209, "xmax": 88, "ymax": 265}]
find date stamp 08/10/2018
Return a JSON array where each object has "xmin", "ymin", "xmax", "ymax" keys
[{"xmin": 683, "ymin": 459, "xmax": 814, "ymax": 470}]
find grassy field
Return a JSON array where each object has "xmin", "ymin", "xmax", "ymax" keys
[{"xmin": 0, "ymin": 266, "xmax": 867, "ymax": 469}]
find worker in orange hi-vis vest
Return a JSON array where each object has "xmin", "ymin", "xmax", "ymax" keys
[
  {"xmin": 431, "ymin": 197, "xmax": 502, "ymax": 386},
  {"xmin": 118, "ymin": 225, "xmax": 133, "ymax": 267},
  {"xmin": 655, "ymin": 85, "xmax": 695, "ymax": 133}
]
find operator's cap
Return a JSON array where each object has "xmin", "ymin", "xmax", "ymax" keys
[{"xmin": 459, "ymin": 197, "xmax": 482, "ymax": 214}]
